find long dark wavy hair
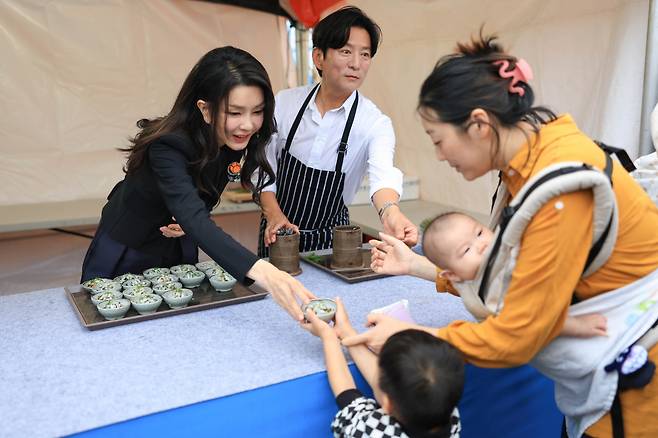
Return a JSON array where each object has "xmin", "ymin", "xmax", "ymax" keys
[
  {"xmin": 120, "ymin": 46, "xmax": 276, "ymax": 204},
  {"xmin": 379, "ymin": 330, "xmax": 464, "ymax": 438},
  {"xmin": 418, "ymin": 31, "xmax": 557, "ymax": 167}
]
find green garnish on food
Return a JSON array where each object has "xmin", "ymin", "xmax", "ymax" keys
[
  {"xmin": 308, "ymin": 301, "xmax": 334, "ymax": 314},
  {"xmin": 304, "ymin": 253, "xmax": 323, "ymax": 264},
  {"xmin": 180, "ymin": 270, "xmax": 203, "ymax": 279}
]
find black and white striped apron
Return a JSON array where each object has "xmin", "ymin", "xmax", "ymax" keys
[{"xmin": 258, "ymin": 84, "xmax": 358, "ymax": 257}]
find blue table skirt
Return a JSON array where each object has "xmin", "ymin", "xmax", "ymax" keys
[{"xmin": 71, "ymin": 364, "xmax": 562, "ymax": 438}]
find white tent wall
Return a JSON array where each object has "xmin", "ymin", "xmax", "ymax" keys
[
  {"xmin": 353, "ymin": 0, "xmax": 649, "ymax": 216},
  {"xmin": 0, "ymin": 0, "xmax": 650, "ymax": 218},
  {"xmin": 0, "ymin": 0, "xmax": 288, "ymax": 207}
]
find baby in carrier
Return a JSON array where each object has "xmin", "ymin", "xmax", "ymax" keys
[{"xmin": 422, "ymin": 211, "xmax": 607, "ymax": 338}]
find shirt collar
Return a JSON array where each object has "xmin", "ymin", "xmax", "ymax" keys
[
  {"xmin": 308, "ymin": 84, "xmax": 358, "ymax": 119},
  {"xmin": 502, "ymin": 114, "xmax": 579, "ymax": 187}
]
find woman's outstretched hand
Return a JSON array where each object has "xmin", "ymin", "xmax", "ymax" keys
[
  {"xmin": 341, "ymin": 313, "xmax": 417, "ymax": 353},
  {"xmin": 247, "ymin": 259, "xmax": 315, "ymax": 321}
]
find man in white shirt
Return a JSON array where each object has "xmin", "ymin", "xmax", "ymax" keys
[{"xmin": 258, "ymin": 6, "xmax": 417, "ymax": 255}]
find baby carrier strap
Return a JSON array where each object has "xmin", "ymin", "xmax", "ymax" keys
[
  {"xmin": 595, "ymin": 141, "xmax": 637, "ymax": 173},
  {"xmin": 478, "ymin": 154, "xmax": 618, "ymax": 300}
]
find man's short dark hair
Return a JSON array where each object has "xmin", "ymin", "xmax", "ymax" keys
[{"xmin": 312, "ymin": 6, "xmax": 382, "ymax": 76}]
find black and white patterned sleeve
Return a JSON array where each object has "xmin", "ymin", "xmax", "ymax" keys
[
  {"xmin": 449, "ymin": 408, "xmax": 461, "ymax": 438},
  {"xmin": 331, "ymin": 390, "xmax": 408, "ymax": 438},
  {"xmin": 331, "ymin": 390, "xmax": 461, "ymax": 438}
]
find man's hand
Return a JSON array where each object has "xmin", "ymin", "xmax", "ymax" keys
[
  {"xmin": 381, "ymin": 208, "xmax": 418, "ymax": 246},
  {"xmin": 263, "ymin": 212, "xmax": 299, "ymax": 247}
]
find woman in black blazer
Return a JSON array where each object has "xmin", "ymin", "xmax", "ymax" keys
[{"xmin": 81, "ymin": 46, "xmax": 314, "ymax": 320}]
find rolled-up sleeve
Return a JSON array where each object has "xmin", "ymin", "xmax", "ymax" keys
[
  {"xmin": 257, "ymin": 131, "xmax": 279, "ymax": 193},
  {"xmin": 259, "ymin": 89, "xmax": 290, "ymax": 193},
  {"xmin": 366, "ymin": 115, "xmax": 403, "ymax": 199}
]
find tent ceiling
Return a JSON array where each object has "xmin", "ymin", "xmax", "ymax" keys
[{"xmin": 201, "ymin": 0, "xmax": 295, "ymax": 22}]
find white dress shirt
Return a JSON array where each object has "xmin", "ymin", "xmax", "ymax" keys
[{"xmin": 262, "ymin": 84, "xmax": 403, "ymax": 205}]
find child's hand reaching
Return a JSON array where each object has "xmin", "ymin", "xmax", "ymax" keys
[
  {"xmin": 332, "ymin": 297, "xmax": 357, "ymax": 340},
  {"xmin": 301, "ymin": 308, "xmax": 337, "ymax": 341}
]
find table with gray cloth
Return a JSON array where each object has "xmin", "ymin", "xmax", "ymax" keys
[{"xmin": 0, "ymin": 261, "xmax": 474, "ymax": 437}]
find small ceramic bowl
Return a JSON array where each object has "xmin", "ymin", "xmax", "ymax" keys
[
  {"xmin": 81, "ymin": 278, "xmax": 113, "ymax": 293},
  {"xmin": 113, "ymin": 273, "xmax": 145, "ymax": 284},
  {"xmin": 122, "ymin": 278, "xmax": 151, "ymax": 289},
  {"xmin": 178, "ymin": 270, "xmax": 205, "ymax": 288},
  {"xmin": 204, "ymin": 267, "xmax": 226, "ymax": 278},
  {"xmin": 195, "ymin": 261, "xmax": 219, "ymax": 272},
  {"xmin": 91, "ymin": 290, "xmax": 123, "ymax": 306},
  {"xmin": 90, "ymin": 281, "xmax": 122, "ymax": 295},
  {"xmin": 163, "ymin": 288, "xmax": 193, "ymax": 309},
  {"xmin": 152, "ymin": 281, "xmax": 183, "ymax": 296},
  {"xmin": 209, "ymin": 272, "xmax": 237, "ymax": 292},
  {"xmin": 130, "ymin": 293, "xmax": 163, "ymax": 315},
  {"xmin": 143, "ymin": 267, "xmax": 171, "ymax": 279},
  {"xmin": 96, "ymin": 299, "xmax": 131, "ymax": 320},
  {"xmin": 302, "ymin": 298, "xmax": 337, "ymax": 323},
  {"xmin": 150, "ymin": 274, "xmax": 179, "ymax": 285},
  {"xmin": 122, "ymin": 286, "xmax": 154, "ymax": 301},
  {"xmin": 170, "ymin": 264, "xmax": 197, "ymax": 276}
]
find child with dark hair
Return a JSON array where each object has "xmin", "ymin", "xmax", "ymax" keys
[
  {"xmin": 258, "ymin": 6, "xmax": 418, "ymax": 256},
  {"xmin": 303, "ymin": 298, "xmax": 462, "ymax": 438}
]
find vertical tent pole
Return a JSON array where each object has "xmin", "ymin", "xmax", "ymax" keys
[
  {"xmin": 640, "ymin": 0, "xmax": 658, "ymax": 156},
  {"xmin": 296, "ymin": 26, "xmax": 311, "ymax": 86}
]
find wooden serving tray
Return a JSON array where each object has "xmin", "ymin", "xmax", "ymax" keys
[
  {"xmin": 66, "ymin": 281, "xmax": 268, "ymax": 331},
  {"xmin": 222, "ymin": 190, "xmax": 254, "ymax": 203},
  {"xmin": 301, "ymin": 247, "xmax": 388, "ymax": 283}
]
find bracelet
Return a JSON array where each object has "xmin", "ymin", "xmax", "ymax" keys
[{"xmin": 378, "ymin": 201, "xmax": 399, "ymax": 220}]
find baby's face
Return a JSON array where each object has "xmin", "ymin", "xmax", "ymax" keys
[{"xmin": 441, "ymin": 215, "xmax": 493, "ymax": 281}]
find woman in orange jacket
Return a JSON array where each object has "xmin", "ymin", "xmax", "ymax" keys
[{"xmin": 344, "ymin": 34, "xmax": 658, "ymax": 437}]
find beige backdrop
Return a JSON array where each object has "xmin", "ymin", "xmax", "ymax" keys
[
  {"xmin": 355, "ymin": 0, "xmax": 649, "ymax": 216},
  {"xmin": 0, "ymin": 0, "xmax": 650, "ymax": 220},
  {"xmin": 0, "ymin": 0, "xmax": 288, "ymax": 206}
]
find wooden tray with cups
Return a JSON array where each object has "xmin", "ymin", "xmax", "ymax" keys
[
  {"xmin": 300, "ymin": 225, "xmax": 388, "ymax": 283},
  {"xmin": 66, "ymin": 261, "xmax": 267, "ymax": 330}
]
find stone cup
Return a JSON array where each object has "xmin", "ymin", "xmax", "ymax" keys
[
  {"xmin": 331, "ymin": 225, "xmax": 363, "ymax": 269},
  {"xmin": 269, "ymin": 231, "xmax": 301, "ymax": 276}
]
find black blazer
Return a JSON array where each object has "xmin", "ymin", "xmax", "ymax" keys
[{"xmin": 100, "ymin": 132, "xmax": 259, "ymax": 283}]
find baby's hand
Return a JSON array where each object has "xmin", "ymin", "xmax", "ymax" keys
[
  {"xmin": 582, "ymin": 313, "xmax": 608, "ymax": 337},
  {"xmin": 564, "ymin": 313, "xmax": 608, "ymax": 338},
  {"xmin": 300, "ymin": 309, "xmax": 336, "ymax": 340}
]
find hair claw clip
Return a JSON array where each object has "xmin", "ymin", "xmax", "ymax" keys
[{"xmin": 493, "ymin": 58, "xmax": 533, "ymax": 96}]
